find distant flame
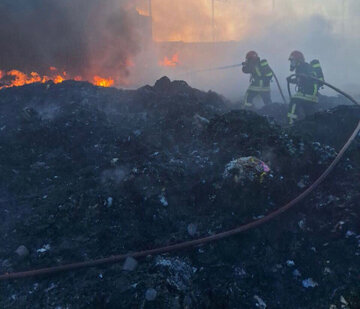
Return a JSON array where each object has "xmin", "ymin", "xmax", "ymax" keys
[
  {"xmin": 93, "ymin": 76, "xmax": 115, "ymax": 87},
  {"xmin": 159, "ymin": 53, "xmax": 179, "ymax": 67},
  {"xmin": 126, "ymin": 58, "xmax": 135, "ymax": 67},
  {"xmin": 0, "ymin": 67, "xmax": 116, "ymax": 90},
  {"xmin": 136, "ymin": 8, "xmax": 149, "ymax": 16}
]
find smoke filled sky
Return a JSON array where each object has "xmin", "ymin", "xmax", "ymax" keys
[
  {"xmin": 0, "ymin": 0, "xmax": 140, "ymax": 82},
  {"xmin": 133, "ymin": 0, "xmax": 360, "ymax": 98},
  {"xmin": 0, "ymin": 0, "xmax": 359, "ymax": 97},
  {"xmin": 135, "ymin": 0, "xmax": 359, "ymax": 42}
]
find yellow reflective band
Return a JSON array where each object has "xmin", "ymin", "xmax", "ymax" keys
[
  {"xmin": 266, "ymin": 72, "xmax": 273, "ymax": 77},
  {"xmin": 248, "ymin": 86, "xmax": 271, "ymax": 92},
  {"xmin": 287, "ymin": 104, "xmax": 297, "ymax": 124},
  {"xmin": 260, "ymin": 61, "xmax": 268, "ymax": 66},
  {"xmin": 313, "ymin": 84, "xmax": 318, "ymax": 96},
  {"xmin": 293, "ymin": 92, "xmax": 319, "ymax": 103},
  {"xmin": 288, "ymin": 102, "xmax": 298, "ymax": 125},
  {"xmin": 312, "ymin": 63, "xmax": 321, "ymax": 68},
  {"xmin": 259, "ymin": 80, "xmax": 263, "ymax": 87},
  {"xmin": 287, "ymin": 113, "xmax": 298, "ymax": 119},
  {"xmin": 244, "ymin": 91, "xmax": 252, "ymax": 107},
  {"xmin": 287, "ymin": 109, "xmax": 297, "ymax": 124},
  {"xmin": 255, "ymin": 66, "xmax": 261, "ymax": 77}
]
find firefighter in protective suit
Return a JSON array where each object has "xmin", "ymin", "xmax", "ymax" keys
[
  {"xmin": 242, "ymin": 51, "xmax": 273, "ymax": 108},
  {"xmin": 287, "ymin": 51, "xmax": 321, "ymax": 124}
]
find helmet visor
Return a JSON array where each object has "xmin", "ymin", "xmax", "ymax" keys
[{"xmin": 289, "ymin": 58, "xmax": 297, "ymax": 71}]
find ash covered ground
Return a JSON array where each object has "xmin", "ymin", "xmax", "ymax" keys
[{"xmin": 0, "ymin": 77, "xmax": 359, "ymax": 308}]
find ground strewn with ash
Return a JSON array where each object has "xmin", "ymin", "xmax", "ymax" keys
[{"xmin": 0, "ymin": 77, "xmax": 359, "ymax": 309}]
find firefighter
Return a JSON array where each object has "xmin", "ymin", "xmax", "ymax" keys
[
  {"xmin": 242, "ymin": 51, "xmax": 273, "ymax": 108},
  {"xmin": 287, "ymin": 51, "xmax": 321, "ymax": 124}
]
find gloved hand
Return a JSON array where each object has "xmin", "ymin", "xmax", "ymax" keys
[
  {"xmin": 287, "ymin": 76, "xmax": 296, "ymax": 84},
  {"xmin": 242, "ymin": 62, "xmax": 250, "ymax": 74}
]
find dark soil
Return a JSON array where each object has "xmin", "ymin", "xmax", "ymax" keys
[{"xmin": 0, "ymin": 77, "xmax": 359, "ymax": 309}]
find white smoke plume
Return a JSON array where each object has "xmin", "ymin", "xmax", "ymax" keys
[{"xmin": 135, "ymin": 0, "xmax": 360, "ymax": 100}]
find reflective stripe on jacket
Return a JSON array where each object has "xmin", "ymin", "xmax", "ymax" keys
[
  {"xmin": 292, "ymin": 91, "xmax": 319, "ymax": 103},
  {"xmin": 294, "ymin": 62, "xmax": 319, "ymax": 99},
  {"xmin": 245, "ymin": 59, "xmax": 273, "ymax": 92}
]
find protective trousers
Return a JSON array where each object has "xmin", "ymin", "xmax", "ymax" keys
[
  {"xmin": 244, "ymin": 89, "xmax": 272, "ymax": 108},
  {"xmin": 287, "ymin": 97, "xmax": 317, "ymax": 125}
]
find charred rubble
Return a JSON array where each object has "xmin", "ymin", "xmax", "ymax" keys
[{"xmin": 0, "ymin": 77, "xmax": 359, "ymax": 308}]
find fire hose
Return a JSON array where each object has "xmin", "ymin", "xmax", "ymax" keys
[
  {"xmin": 287, "ymin": 74, "xmax": 354, "ymax": 104},
  {"xmin": 0, "ymin": 80, "xmax": 359, "ymax": 281},
  {"xmin": 272, "ymin": 69, "xmax": 288, "ymax": 105},
  {"xmin": 183, "ymin": 63, "xmax": 288, "ymax": 105},
  {"xmin": 184, "ymin": 63, "xmax": 243, "ymax": 75}
]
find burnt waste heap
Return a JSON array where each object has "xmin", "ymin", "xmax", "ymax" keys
[{"xmin": 0, "ymin": 77, "xmax": 359, "ymax": 308}]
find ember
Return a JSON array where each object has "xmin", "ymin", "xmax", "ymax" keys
[
  {"xmin": 0, "ymin": 68, "xmax": 115, "ymax": 90},
  {"xmin": 159, "ymin": 53, "xmax": 179, "ymax": 67},
  {"xmin": 93, "ymin": 76, "xmax": 115, "ymax": 87}
]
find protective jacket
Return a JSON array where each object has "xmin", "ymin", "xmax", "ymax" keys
[
  {"xmin": 242, "ymin": 59, "xmax": 273, "ymax": 92},
  {"xmin": 291, "ymin": 62, "xmax": 319, "ymax": 103}
]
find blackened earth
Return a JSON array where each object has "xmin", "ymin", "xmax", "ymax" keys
[{"xmin": 0, "ymin": 77, "xmax": 359, "ymax": 308}]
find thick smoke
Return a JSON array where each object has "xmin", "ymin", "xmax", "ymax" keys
[
  {"xmin": 0, "ymin": 0, "xmax": 140, "ymax": 81},
  {"xmin": 144, "ymin": 0, "xmax": 360, "ymax": 100},
  {"xmin": 1, "ymin": 0, "xmax": 359, "ymax": 98}
]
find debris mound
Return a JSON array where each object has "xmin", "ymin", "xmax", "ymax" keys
[{"xmin": 0, "ymin": 78, "xmax": 359, "ymax": 308}]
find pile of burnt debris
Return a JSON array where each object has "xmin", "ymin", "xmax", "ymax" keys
[{"xmin": 0, "ymin": 77, "xmax": 359, "ymax": 308}]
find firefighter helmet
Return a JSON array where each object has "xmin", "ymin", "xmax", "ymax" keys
[
  {"xmin": 289, "ymin": 50, "xmax": 305, "ymax": 62},
  {"xmin": 246, "ymin": 51, "xmax": 259, "ymax": 61}
]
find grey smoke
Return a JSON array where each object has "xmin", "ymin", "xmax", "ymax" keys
[{"xmin": 0, "ymin": 0, "xmax": 140, "ymax": 80}]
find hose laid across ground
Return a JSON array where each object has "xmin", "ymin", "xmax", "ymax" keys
[
  {"xmin": 0, "ymin": 79, "xmax": 359, "ymax": 281},
  {"xmin": 271, "ymin": 70, "xmax": 288, "ymax": 105}
]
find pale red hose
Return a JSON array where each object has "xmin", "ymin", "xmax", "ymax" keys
[{"xmin": 1, "ymin": 79, "xmax": 359, "ymax": 281}]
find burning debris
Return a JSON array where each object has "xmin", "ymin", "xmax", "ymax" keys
[
  {"xmin": 0, "ymin": 0, "xmax": 142, "ymax": 89},
  {"xmin": 0, "ymin": 68, "xmax": 114, "ymax": 90},
  {"xmin": 159, "ymin": 53, "xmax": 180, "ymax": 67}
]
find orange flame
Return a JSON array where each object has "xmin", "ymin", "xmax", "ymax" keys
[
  {"xmin": 6, "ymin": 70, "xmax": 42, "ymax": 87},
  {"xmin": 159, "ymin": 53, "xmax": 179, "ymax": 67},
  {"xmin": 93, "ymin": 76, "xmax": 115, "ymax": 87},
  {"xmin": 136, "ymin": 8, "xmax": 149, "ymax": 16},
  {"xmin": 0, "ymin": 67, "xmax": 117, "ymax": 90}
]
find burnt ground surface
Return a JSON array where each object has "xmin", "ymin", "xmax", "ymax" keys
[{"xmin": 0, "ymin": 77, "xmax": 359, "ymax": 309}]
